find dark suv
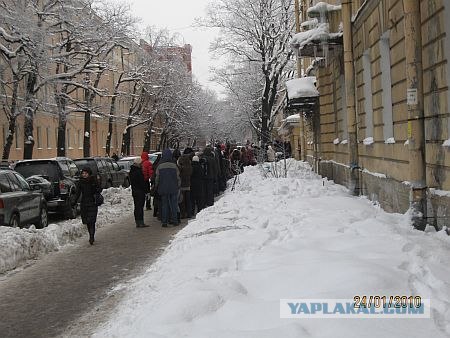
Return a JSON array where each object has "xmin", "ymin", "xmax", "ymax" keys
[
  {"xmin": 73, "ymin": 157, "xmax": 129, "ymax": 190},
  {"xmin": 14, "ymin": 157, "xmax": 79, "ymax": 219}
]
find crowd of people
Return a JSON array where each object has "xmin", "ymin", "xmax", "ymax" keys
[{"xmin": 77, "ymin": 140, "xmax": 292, "ymax": 243}]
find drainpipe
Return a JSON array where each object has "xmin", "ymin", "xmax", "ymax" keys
[
  {"xmin": 294, "ymin": 0, "xmax": 307, "ymax": 161},
  {"xmin": 341, "ymin": 0, "xmax": 359, "ymax": 194},
  {"xmin": 403, "ymin": 0, "xmax": 427, "ymax": 230}
]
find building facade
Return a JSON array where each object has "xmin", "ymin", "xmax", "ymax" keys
[{"xmin": 287, "ymin": 0, "xmax": 450, "ymax": 229}]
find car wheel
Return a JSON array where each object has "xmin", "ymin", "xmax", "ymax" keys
[
  {"xmin": 122, "ymin": 178, "xmax": 130, "ymax": 188},
  {"xmin": 37, "ymin": 206, "xmax": 48, "ymax": 229},
  {"xmin": 10, "ymin": 214, "xmax": 20, "ymax": 228}
]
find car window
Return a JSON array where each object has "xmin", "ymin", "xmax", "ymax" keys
[
  {"xmin": 59, "ymin": 161, "xmax": 70, "ymax": 176},
  {"xmin": 7, "ymin": 172, "xmax": 22, "ymax": 191},
  {"xmin": 13, "ymin": 172, "xmax": 30, "ymax": 190},
  {"xmin": 74, "ymin": 159, "xmax": 97, "ymax": 174},
  {"xmin": 68, "ymin": 161, "xmax": 79, "ymax": 176},
  {"xmin": 14, "ymin": 161, "xmax": 59, "ymax": 180},
  {"xmin": 97, "ymin": 159, "xmax": 105, "ymax": 171},
  {"xmin": 0, "ymin": 173, "xmax": 12, "ymax": 193},
  {"xmin": 112, "ymin": 162, "xmax": 120, "ymax": 171},
  {"xmin": 105, "ymin": 159, "xmax": 114, "ymax": 171}
]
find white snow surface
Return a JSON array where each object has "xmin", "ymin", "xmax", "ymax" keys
[
  {"xmin": 385, "ymin": 137, "xmax": 396, "ymax": 144},
  {"xmin": 285, "ymin": 113, "xmax": 300, "ymax": 123},
  {"xmin": 290, "ymin": 23, "xmax": 329, "ymax": 50},
  {"xmin": 285, "ymin": 77, "xmax": 319, "ymax": 99},
  {"xmin": 95, "ymin": 161, "xmax": 450, "ymax": 338},
  {"xmin": 443, "ymin": 139, "xmax": 450, "ymax": 147},
  {"xmin": 333, "ymin": 138, "xmax": 340, "ymax": 145},
  {"xmin": 0, "ymin": 187, "xmax": 133, "ymax": 274},
  {"xmin": 307, "ymin": 2, "xmax": 342, "ymax": 17},
  {"xmin": 363, "ymin": 136, "xmax": 374, "ymax": 145}
]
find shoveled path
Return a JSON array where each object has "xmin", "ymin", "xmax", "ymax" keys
[{"xmin": 0, "ymin": 211, "xmax": 185, "ymax": 338}]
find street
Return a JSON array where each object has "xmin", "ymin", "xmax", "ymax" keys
[{"xmin": 0, "ymin": 211, "xmax": 183, "ymax": 338}]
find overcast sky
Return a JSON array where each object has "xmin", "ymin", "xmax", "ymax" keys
[{"xmin": 127, "ymin": 0, "xmax": 223, "ymax": 95}]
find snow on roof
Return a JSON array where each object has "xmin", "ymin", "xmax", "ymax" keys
[
  {"xmin": 301, "ymin": 18, "xmax": 318, "ymax": 29},
  {"xmin": 285, "ymin": 76, "xmax": 319, "ymax": 99},
  {"xmin": 307, "ymin": 2, "xmax": 342, "ymax": 18},
  {"xmin": 285, "ymin": 113, "xmax": 300, "ymax": 123},
  {"xmin": 290, "ymin": 23, "xmax": 329, "ymax": 50}
]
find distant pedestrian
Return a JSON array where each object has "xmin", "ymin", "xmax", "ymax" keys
[
  {"xmin": 156, "ymin": 149, "xmax": 181, "ymax": 227},
  {"xmin": 178, "ymin": 152, "xmax": 193, "ymax": 219},
  {"xmin": 267, "ymin": 145, "xmax": 276, "ymax": 162},
  {"xmin": 129, "ymin": 157, "xmax": 149, "ymax": 228},
  {"xmin": 190, "ymin": 155, "xmax": 205, "ymax": 215},
  {"xmin": 111, "ymin": 152, "xmax": 119, "ymax": 161},
  {"xmin": 76, "ymin": 167, "xmax": 101, "ymax": 245},
  {"xmin": 141, "ymin": 152, "xmax": 154, "ymax": 210}
]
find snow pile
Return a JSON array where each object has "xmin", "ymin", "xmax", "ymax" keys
[
  {"xmin": 0, "ymin": 187, "xmax": 133, "ymax": 274},
  {"xmin": 285, "ymin": 113, "xmax": 300, "ymax": 123},
  {"xmin": 363, "ymin": 136, "xmax": 374, "ymax": 145},
  {"xmin": 307, "ymin": 2, "xmax": 342, "ymax": 17},
  {"xmin": 285, "ymin": 76, "xmax": 319, "ymax": 99},
  {"xmin": 95, "ymin": 160, "xmax": 450, "ymax": 338},
  {"xmin": 385, "ymin": 137, "xmax": 396, "ymax": 144},
  {"xmin": 290, "ymin": 23, "xmax": 330, "ymax": 50},
  {"xmin": 443, "ymin": 139, "xmax": 450, "ymax": 147}
]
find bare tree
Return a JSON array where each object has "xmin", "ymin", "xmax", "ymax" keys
[{"xmin": 203, "ymin": 0, "xmax": 294, "ymax": 146}]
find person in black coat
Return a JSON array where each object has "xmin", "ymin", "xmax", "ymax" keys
[
  {"xmin": 129, "ymin": 157, "xmax": 149, "ymax": 228},
  {"xmin": 190, "ymin": 155, "xmax": 205, "ymax": 215},
  {"xmin": 75, "ymin": 167, "xmax": 101, "ymax": 245}
]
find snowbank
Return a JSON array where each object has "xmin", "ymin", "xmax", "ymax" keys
[
  {"xmin": 0, "ymin": 187, "xmax": 133, "ymax": 274},
  {"xmin": 285, "ymin": 76, "xmax": 319, "ymax": 99},
  {"xmin": 95, "ymin": 160, "xmax": 450, "ymax": 337}
]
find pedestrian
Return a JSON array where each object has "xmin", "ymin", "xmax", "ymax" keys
[
  {"xmin": 190, "ymin": 155, "xmax": 205, "ymax": 215},
  {"xmin": 76, "ymin": 167, "xmax": 101, "ymax": 245},
  {"xmin": 156, "ymin": 148, "xmax": 180, "ymax": 227},
  {"xmin": 177, "ymin": 152, "xmax": 193, "ymax": 219},
  {"xmin": 129, "ymin": 157, "xmax": 149, "ymax": 228},
  {"xmin": 201, "ymin": 146, "xmax": 218, "ymax": 207},
  {"xmin": 267, "ymin": 145, "xmax": 276, "ymax": 162},
  {"xmin": 141, "ymin": 151, "xmax": 154, "ymax": 210}
]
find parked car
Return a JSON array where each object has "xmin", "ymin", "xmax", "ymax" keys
[
  {"xmin": 14, "ymin": 157, "xmax": 80, "ymax": 219},
  {"xmin": 73, "ymin": 157, "xmax": 129, "ymax": 189},
  {"xmin": 117, "ymin": 152, "xmax": 161, "ymax": 173},
  {"xmin": 0, "ymin": 169, "xmax": 48, "ymax": 228}
]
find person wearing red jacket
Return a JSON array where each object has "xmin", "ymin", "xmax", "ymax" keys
[{"xmin": 141, "ymin": 152, "xmax": 154, "ymax": 210}]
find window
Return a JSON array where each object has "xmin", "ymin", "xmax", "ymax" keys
[
  {"xmin": 15, "ymin": 125, "xmax": 21, "ymax": 149},
  {"xmin": 59, "ymin": 161, "xmax": 70, "ymax": 176},
  {"xmin": 362, "ymin": 50, "xmax": 373, "ymax": 138},
  {"xmin": 66, "ymin": 128, "xmax": 71, "ymax": 149},
  {"xmin": 339, "ymin": 74, "xmax": 348, "ymax": 140},
  {"xmin": 13, "ymin": 173, "xmax": 30, "ymax": 190},
  {"xmin": 380, "ymin": 31, "xmax": 394, "ymax": 141},
  {"xmin": 0, "ymin": 174, "xmax": 12, "ymax": 193},
  {"xmin": 46, "ymin": 127, "xmax": 51, "ymax": 149},
  {"xmin": 68, "ymin": 161, "xmax": 79, "ymax": 176},
  {"xmin": 36, "ymin": 126, "xmax": 42, "ymax": 148},
  {"xmin": 7, "ymin": 173, "xmax": 22, "ymax": 191}
]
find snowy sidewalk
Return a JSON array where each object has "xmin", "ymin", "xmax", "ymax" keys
[
  {"xmin": 0, "ymin": 207, "xmax": 183, "ymax": 338},
  {"xmin": 95, "ymin": 160, "xmax": 450, "ymax": 338}
]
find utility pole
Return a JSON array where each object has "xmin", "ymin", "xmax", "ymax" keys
[{"xmin": 403, "ymin": 0, "xmax": 427, "ymax": 230}]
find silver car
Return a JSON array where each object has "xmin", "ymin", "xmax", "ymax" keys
[{"xmin": 0, "ymin": 170, "xmax": 48, "ymax": 228}]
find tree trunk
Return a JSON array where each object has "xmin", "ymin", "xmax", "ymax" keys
[
  {"xmin": 121, "ymin": 116, "xmax": 133, "ymax": 156},
  {"xmin": 23, "ymin": 72, "xmax": 37, "ymax": 159},
  {"xmin": 143, "ymin": 121, "xmax": 154, "ymax": 152},
  {"xmin": 83, "ymin": 110, "xmax": 91, "ymax": 157},
  {"xmin": 105, "ymin": 95, "xmax": 116, "ymax": 156},
  {"xmin": 2, "ymin": 80, "xmax": 19, "ymax": 160},
  {"xmin": 57, "ymin": 117, "xmax": 67, "ymax": 157}
]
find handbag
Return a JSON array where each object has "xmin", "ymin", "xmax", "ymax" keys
[{"xmin": 94, "ymin": 192, "xmax": 104, "ymax": 206}]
